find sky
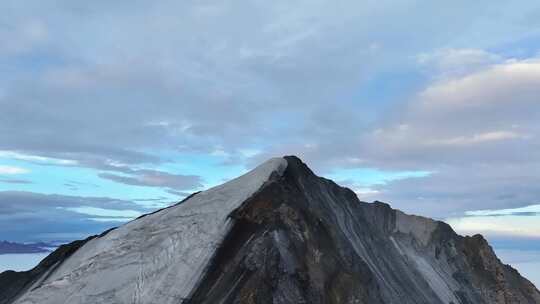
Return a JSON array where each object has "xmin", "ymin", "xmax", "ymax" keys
[{"xmin": 0, "ymin": 0, "xmax": 540, "ymax": 283}]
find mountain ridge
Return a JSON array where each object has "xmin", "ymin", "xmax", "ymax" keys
[{"xmin": 1, "ymin": 156, "xmax": 538, "ymax": 304}]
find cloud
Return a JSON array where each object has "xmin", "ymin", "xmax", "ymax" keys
[
  {"xmin": 0, "ymin": 1, "xmax": 540, "ymax": 225},
  {"xmin": 447, "ymin": 215, "xmax": 540, "ymax": 238},
  {"xmin": 0, "ymin": 191, "xmax": 154, "ymax": 242},
  {"xmin": 243, "ymin": 57, "xmax": 540, "ymax": 219},
  {"xmin": 98, "ymin": 170, "xmax": 203, "ymax": 190},
  {"xmin": 365, "ymin": 58, "xmax": 540, "ymax": 164},
  {"xmin": 165, "ymin": 189, "xmax": 193, "ymax": 197},
  {"xmin": 419, "ymin": 58, "xmax": 540, "ymax": 109},
  {"xmin": 0, "ymin": 191, "xmax": 147, "ymax": 215},
  {"xmin": 0, "ymin": 166, "xmax": 29, "ymax": 174},
  {"xmin": 368, "ymin": 164, "xmax": 540, "ymax": 217},
  {"xmin": 0, "ymin": 151, "xmax": 76, "ymax": 165},
  {"xmin": 427, "ymin": 131, "xmax": 527, "ymax": 146},
  {"xmin": 417, "ymin": 48, "xmax": 502, "ymax": 78},
  {"xmin": 1, "ymin": 1, "xmax": 538, "ymax": 169},
  {"xmin": 465, "ymin": 204, "xmax": 540, "ymax": 217},
  {"xmin": 0, "ymin": 178, "xmax": 32, "ymax": 184},
  {"xmin": 305, "ymin": 57, "xmax": 540, "ymax": 218},
  {"xmin": 60, "ymin": 206, "xmax": 143, "ymax": 218}
]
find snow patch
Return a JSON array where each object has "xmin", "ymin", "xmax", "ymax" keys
[{"xmin": 15, "ymin": 158, "xmax": 288, "ymax": 304}]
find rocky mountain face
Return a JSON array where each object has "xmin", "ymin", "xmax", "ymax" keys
[{"xmin": 1, "ymin": 156, "xmax": 539, "ymax": 304}]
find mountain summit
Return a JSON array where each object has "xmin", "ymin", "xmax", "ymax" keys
[{"xmin": 2, "ymin": 156, "xmax": 539, "ymax": 304}]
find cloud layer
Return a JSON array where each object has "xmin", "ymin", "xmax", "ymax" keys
[
  {"xmin": 1, "ymin": 1, "xmax": 540, "ymax": 242},
  {"xmin": 0, "ymin": 191, "xmax": 152, "ymax": 242}
]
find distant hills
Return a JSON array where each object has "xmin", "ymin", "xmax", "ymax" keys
[{"xmin": 0, "ymin": 241, "xmax": 52, "ymax": 254}]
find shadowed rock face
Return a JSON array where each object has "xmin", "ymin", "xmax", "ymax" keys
[
  {"xmin": 185, "ymin": 160, "xmax": 383, "ymax": 304},
  {"xmin": 2, "ymin": 156, "xmax": 539, "ymax": 304},
  {"xmin": 184, "ymin": 156, "xmax": 540, "ymax": 304}
]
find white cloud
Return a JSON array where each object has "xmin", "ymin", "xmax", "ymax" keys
[
  {"xmin": 1, "ymin": 1, "xmax": 540, "ymax": 225},
  {"xmin": 446, "ymin": 215, "xmax": 540, "ymax": 238},
  {"xmin": 428, "ymin": 131, "xmax": 527, "ymax": 146},
  {"xmin": 363, "ymin": 56, "xmax": 540, "ymax": 165},
  {"xmin": 353, "ymin": 55, "xmax": 540, "ymax": 217},
  {"xmin": 465, "ymin": 204, "xmax": 540, "ymax": 216},
  {"xmin": 417, "ymin": 48, "xmax": 502, "ymax": 78},
  {"xmin": 353, "ymin": 188, "xmax": 380, "ymax": 200},
  {"xmin": 239, "ymin": 149, "xmax": 261, "ymax": 158},
  {"xmin": 0, "ymin": 166, "xmax": 29, "ymax": 175},
  {"xmin": 419, "ymin": 58, "xmax": 540, "ymax": 108},
  {"xmin": 0, "ymin": 151, "xmax": 76, "ymax": 165},
  {"xmin": 61, "ymin": 206, "xmax": 142, "ymax": 218}
]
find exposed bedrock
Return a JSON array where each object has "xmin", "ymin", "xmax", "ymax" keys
[
  {"xmin": 2, "ymin": 156, "xmax": 539, "ymax": 304},
  {"xmin": 185, "ymin": 156, "xmax": 540, "ymax": 304}
]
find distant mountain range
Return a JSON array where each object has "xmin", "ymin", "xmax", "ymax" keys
[{"xmin": 0, "ymin": 241, "xmax": 52, "ymax": 254}]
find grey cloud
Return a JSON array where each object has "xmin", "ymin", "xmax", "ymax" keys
[
  {"xmin": 416, "ymin": 48, "xmax": 503, "ymax": 78},
  {"xmin": 98, "ymin": 170, "xmax": 202, "ymax": 190},
  {"xmin": 132, "ymin": 197, "xmax": 168, "ymax": 202},
  {"xmin": 165, "ymin": 189, "xmax": 193, "ymax": 198},
  {"xmin": 0, "ymin": 191, "xmax": 149, "ymax": 214},
  {"xmin": 2, "ymin": 0, "xmax": 537, "ymax": 166},
  {"xmin": 369, "ymin": 163, "xmax": 540, "ymax": 218},
  {"xmin": 65, "ymin": 180, "xmax": 99, "ymax": 188},
  {"xmin": 0, "ymin": 191, "xmax": 156, "ymax": 242},
  {"xmin": 252, "ymin": 58, "xmax": 540, "ymax": 219},
  {"xmin": 0, "ymin": 178, "xmax": 32, "ymax": 184},
  {"xmin": 497, "ymin": 212, "xmax": 539, "ymax": 217},
  {"xmin": 1, "ymin": 0, "xmax": 540, "ymax": 221}
]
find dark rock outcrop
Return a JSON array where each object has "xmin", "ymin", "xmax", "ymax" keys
[{"xmin": 183, "ymin": 156, "xmax": 540, "ymax": 303}]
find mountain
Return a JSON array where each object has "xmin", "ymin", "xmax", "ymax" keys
[
  {"xmin": 1, "ymin": 156, "xmax": 539, "ymax": 304},
  {"xmin": 0, "ymin": 242, "xmax": 51, "ymax": 254}
]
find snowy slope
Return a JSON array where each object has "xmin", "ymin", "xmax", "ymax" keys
[{"xmin": 14, "ymin": 158, "xmax": 287, "ymax": 304}]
